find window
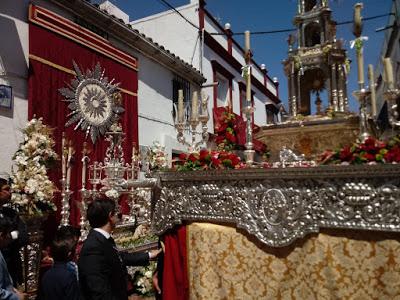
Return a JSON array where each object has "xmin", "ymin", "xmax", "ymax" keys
[
  {"xmin": 216, "ymin": 74, "xmax": 229, "ymax": 107},
  {"xmin": 211, "ymin": 60, "xmax": 233, "ymax": 109},
  {"xmin": 172, "ymin": 75, "xmax": 191, "ymax": 122}
]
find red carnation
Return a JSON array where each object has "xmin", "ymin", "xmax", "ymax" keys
[
  {"xmin": 188, "ymin": 153, "xmax": 198, "ymax": 162},
  {"xmin": 199, "ymin": 149, "xmax": 210, "ymax": 160},
  {"xmin": 211, "ymin": 157, "xmax": 221, "ymax": 167},
  {"xmin": 179, "ymin": 153, "xmax": 187, "ymax": 160},
  {"xmin": 225, "ymin": 132, "xmax": 237, "ymax": 143},
  {"xmin": 339, "ymin": 146, "xmax": 353, "ymax": 161}
]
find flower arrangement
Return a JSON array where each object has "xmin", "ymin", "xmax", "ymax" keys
[
  {"xmin": 319, "ymin": 135, "xmax": 400, "ymax": 165},
  {"xmin": 10, "ymin": 118, "xmax": 58, "ymax": 215},
  {"xmin": 176, "ymin": 149, "xmax": 244, "ymax": 171},
  {"xmin": 213, "ymin": 107, "xmax": 270, "ymax": 159},
  {"xmin": 131, "ymin": 261, "xmax": 157, "ymax": 297},
  {"xmin": 214, "ymin": 108, "xmax": 239, "ymax": 152},
  {"xmin": 147, "ymin": 141, "xmax": 168, "ymax": 170}
]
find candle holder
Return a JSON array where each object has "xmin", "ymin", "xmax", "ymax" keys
[
  {"xmin": 243, "ymin": 104, "xmax": 255, "ymax": 166},
  {"xmin": 352, "ymin": 88, "xmax": 372, "ymax": 142},
  {"xmin": 173, "ymin": 92, "xmax": 209, "ymax": 152},
  {"xmin": 59, "ymin": 178, "xmax": 73, "ymax": 227},
  {"xmin": 384, "ymin": 88, "xmax": 400, "ymax": 128},
  {"xmin": 78, "ymin": 123, "xmax": 157, "ymax": 238}
]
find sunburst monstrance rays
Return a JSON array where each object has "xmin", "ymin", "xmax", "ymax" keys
[{"xmin": 59, "ymin": 62, "xmax": 124, "ymax": 144}]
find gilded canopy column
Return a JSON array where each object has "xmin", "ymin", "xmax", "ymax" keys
[
  {"xmin": 297, "ymin": 69, "xmax": 302, "ymax": 115},
  {"xmin": 330, "ymin": 63, "xmax": 338, "ymax": 111},
  {"xmin": 337, "ymin": 64, "xmax": 345, "ymax": 112},
  {"xmin": 291, "ymin": 70, "xmax": 298, "ymax": 117}
]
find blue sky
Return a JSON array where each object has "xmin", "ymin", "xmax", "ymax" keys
[{"xmin": 103, "ymin": 0, "xmax": 393, "ymax": 112}]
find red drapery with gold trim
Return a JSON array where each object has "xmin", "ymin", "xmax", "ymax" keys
[
  {"xmin": 162, "ymin": 226, "xmax": 189, "ymax": 300},
  {"xmin": 28, "ymin": 23, "xmax": 138, "ymax": 233}
]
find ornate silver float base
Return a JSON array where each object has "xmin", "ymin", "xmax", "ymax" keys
[
  {"xmin": 19, "ymin": 216, "xmax": 46, "ymax": 300},
  {"xmin": 152, "ymin": 165, "xmax": 400, "ymax": 247}
]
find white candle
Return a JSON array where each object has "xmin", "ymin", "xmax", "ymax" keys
[
  {"xmin": 66, "ymin": 145, "xmax": 72, "ymax": 187},
  {"xmin": 81, "ymin": 143, "xmax": 87, "ymax": 189},
  {"xmin": 244, "ymin": 31, "xmax": 252, "ymax": 102},
  {"xmin": 244, "ymin": 30, "xmax": 250, "ymax": 53},
  {"xmin": 191, "ymin": 91, "xmax": 198, "ymax": 121},
  {"xmin": 61, "ymin": 133, "xmax": 66, "ymax": 179},
  {"xmin": 368, "ymin": 64, "xmax": 377, "ymax": 117},
  {"xmin": 357, "ymin": 48, "xmax": 364, "ymax": 88},
  {"xmin": 383, "ymin": 57, "xmax": 394, "ymax": 89},
  {"xmin": 178, "ymin": 89, "xmax": 184, "ymax": 123}
]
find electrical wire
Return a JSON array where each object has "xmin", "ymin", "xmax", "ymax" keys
[
  {"xmin": 156, "ymin": 0, "xmax": 200, "ymax": 30},
  {"xmin": 155, "ymin": 0, "xmax": 393, "ymax": 37}
]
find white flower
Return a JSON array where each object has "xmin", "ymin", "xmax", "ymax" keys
[
  {"xmin": 11, "ymin": 118, "xmax": 57, "ymax": 214},
  {"xmin": 105, "ymin": 189, "xmax": 119, "ymax": 199}
]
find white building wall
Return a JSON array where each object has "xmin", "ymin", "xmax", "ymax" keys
[
  {"xmin": 0, "ymin": 0, "xmax": 200, "ymax": 174},
  {"xmin": 132, "ymin": 3, "xmax": 275, "ymax": 127},
  {"xmin": 136, "ymin": 52, "xmax": 190, "ymax": 158},
  {"xmin": 132, "ymin": 3, "xmax": 201, "ymax": 71},
  {"xmin": 0, "ymin": 0, "xmax": 30, "ymax": 175}
]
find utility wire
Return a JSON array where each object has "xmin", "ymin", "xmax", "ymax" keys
[
  {"xmin": 156, "ymin": 0, "xmax": 392, "ymax": 37},
  {"xmin": 156, "ymin": 0, "xmax": 199, "ymax": 30}
]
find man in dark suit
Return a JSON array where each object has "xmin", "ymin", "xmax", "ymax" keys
[{"xmin": 78, "ymin": 198, "xmax": 161, "ymax": 300}]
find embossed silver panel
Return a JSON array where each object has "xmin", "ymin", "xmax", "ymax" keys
[{"xmin": 152, "ymin": 165, "xmax": 400, "ymax": 247}]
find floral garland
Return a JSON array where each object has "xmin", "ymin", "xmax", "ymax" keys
[
  {"xmin": 147, "ymin": 141, "xmax": 168, "ymax": 170},
  {"xmin": 319, "ymin": 135, "xmax": 400, "ymax": 165},
  {"xmin": 11, "ymin": 118, "xmax": 58, "ymax": 215},
  {"xmin": 176, "ymin": 149, "xmax": 244, "ymax": 171}
]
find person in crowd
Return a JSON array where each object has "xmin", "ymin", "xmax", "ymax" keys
[
  {"xmin": 55, "ymin": 225, "xmax": 81, "ymax": 278},
  {"xmin": 78, "ymin": 198, "xmax": 162, "ymax": 300},
  {"xmin": 0, "ymin": 209, "xmax": 26, "ymax": 300},
  {"xmin": 0, "ymin": 178, "xmax": 28, "ymax": 287},
  {"xmin": 40, "ymin": 234, "xmax": 80, "ymax": 300}
]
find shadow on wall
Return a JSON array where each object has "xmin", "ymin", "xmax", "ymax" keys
[{"xmin": 0, "ymin": 0, "xmax": 29, "ymax": 119}]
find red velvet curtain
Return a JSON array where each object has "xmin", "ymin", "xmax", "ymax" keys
[
  {"xmin": 28, "ymin": 24, "xmax": 138, "ymax": 229},
  {"xmin": 162, "ymin": 226, "xmax": 189, "ymax": 300}
]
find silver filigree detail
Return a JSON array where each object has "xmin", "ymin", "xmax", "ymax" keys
[
  {"xmin": 152, "ymin": 165, "xmax": 400, "ymax": 247},
  {"xmin": 59, "ymin": 61, "xmax": 124, "ymax": 143}
]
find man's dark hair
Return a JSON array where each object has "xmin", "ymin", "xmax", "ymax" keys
[
  {"xmin": 87, "ymin": 198, "xmax": 116, "ymax": 228},
  {"xmin": 0, "ymin": 178, "xmax": 7, "ymax": 189},
  {"xmin": 51, "ymin": 236, "xmax": 77, "ymax": 262},
  {"xmin": 0, "ymin": 209, "xmax": 14, "ymax": 235},
  {"xmin": 56, "ymin": 225, "xmax": 81, "ymax": 240}
]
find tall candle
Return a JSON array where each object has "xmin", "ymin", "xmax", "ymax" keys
[
  {"xmin": 244, "ymin": 31, "xmax": 250, "ymax": 53},
  {"xmin": 178, "ymin": 89, "xmax": 184, "ymax": 123},
  {"xmin": 61, "ymin": 133, "xmax": 66, "ymax": 179},
  {"xmin": 191, "ymin": 91, "xmax": 198, "ymax": 120},
  {"xmin": 383, "ymin": 57, "xmax": 394, "ymax": 89},
  {"xmin": 81, "ymin": 142, "xmax": 87, "ymax": 189},
  {"xmin": 66, "ymin": 145, "xmax": 72, "ymax": 187},
  {"xmin": 357, "ymin": 47, "xmax": 364, "ymax": 89},
  {"xmin": 244, "ymin": 30, "xmax": 252, "ymax": 102},
  {"xmin": 368, "ymin": 64, "xmax": 377, "ymax": 117}
]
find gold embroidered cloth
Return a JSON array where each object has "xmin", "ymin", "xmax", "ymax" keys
[{"xmin": 187, "ymin": 223, "xmax": 400, "ymax": 300}]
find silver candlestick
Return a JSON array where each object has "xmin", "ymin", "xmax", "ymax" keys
[
  {"xmin": 59, "ymin": 178, "xmax": 73, "ymax": 227},
  {"xmin": 352, "ymin": 88, "xmax": 372, "ymax": 142},
  {"xmin": 174, "ymin": 91, "xmax": 209, "ymax": 152},
  {"xmin": 384, "ymin": 88, "xmax": 400, "ymax": 128}
]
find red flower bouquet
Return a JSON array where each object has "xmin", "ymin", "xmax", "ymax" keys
[
  {"xmin": 213, "ymin": 107, "xmax": 270, "ymax": 159},
  {"xmin": 319, "ymin": 135, "xmax": 400, "ymax": 165},
  {"xmin": 175, "ymin": 149, "xmax": 245, "ymax": 171}
]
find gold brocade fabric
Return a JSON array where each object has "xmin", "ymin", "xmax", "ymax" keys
[{"xmin": 187, "ymin": 223, "xmax": 400, "ymax": 300}]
